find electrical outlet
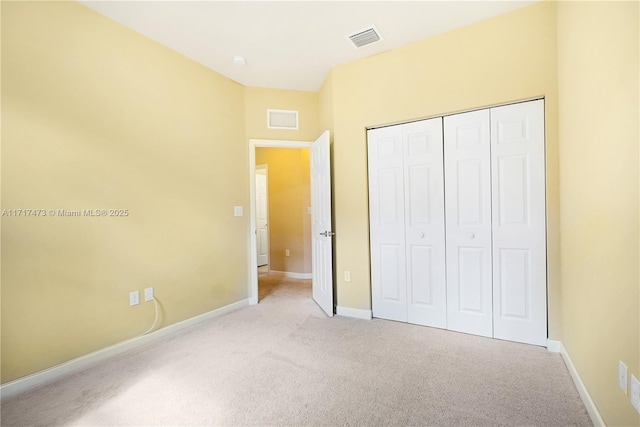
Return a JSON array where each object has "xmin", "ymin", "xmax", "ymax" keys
[
  {"xmin": 129, "ymin": 291, "xmax": 140, "ymax": 306},
  {"xmin": 631, "ymin": 375, "xmax": 640, "ymax": 413},
  {"xmin": 144, "ymin": 287, "xmax": 154, "ymax": 302},
  {"xmin": 344, "ymin": 271, "xmax": 351, "ymax": 282},
  {"xmin": 619, "ymin": 361, "xmax": 628, "ymax": 394},
  {"xmin": 285, "ymin": 249, "xmax": 290, "ymax": 257}
]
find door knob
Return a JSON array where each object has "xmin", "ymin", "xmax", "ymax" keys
[
  {"xmin": 419, "ymin": 232, "xmax": 425, "ymax": 238},
  {"xmin": 320, "ymin": 231, "xmax": 335, "ymax": 237},
  {"xmin": 470, "ymin": 233, "xmax": 476, "ymax": 239}
]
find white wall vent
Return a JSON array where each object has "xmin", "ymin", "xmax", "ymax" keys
[
  {"xmin": 347, "ymin": 26, "xmax": 382, "ymax": 48},
  {"xmin": 267, "ymin": 109, "xmax": 299, "ymax": 130}
]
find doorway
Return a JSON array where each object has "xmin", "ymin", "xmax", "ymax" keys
[
  {"xmin": 248, "ymin": 133, "xmax": 334, "ymax": 316},
  {"xmin": 249, "ymin": 140, "xmax": 311, "ymax": 307},
  {"xmin": 254, "ymin": 150, "xmax": 309, "ymax": 279}
]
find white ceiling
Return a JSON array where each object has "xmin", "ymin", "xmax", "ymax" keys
[{"xmin": 79, "ymin": 1, "xmax": 539, "ymax": 92}]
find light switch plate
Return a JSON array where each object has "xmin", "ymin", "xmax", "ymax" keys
[
  {"xmin": 344, "ymin": 271, "xmax": 351, "ymax": 282},
  {"xmin": 620, "ymin": 361, "xmax": 628, "ymax": 394},
  {"xmin": 129, "ymin": 291, "xmax": 139, "ymax": 306},
  {"xmin": 631, "ymin": 375, "xmax": 640, "ymax": 413},
  {"xmin": 234, "ymin": 206, "xmax": 243, "ymax": 217}
]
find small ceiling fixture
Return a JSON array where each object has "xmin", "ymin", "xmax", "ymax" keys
[
  {"xmin": 232, "ymin": 56, "xmax": 246, "ymax": 67},
  {"xmin": 346, "ymin": 26, "xmax": 382, "ymax": 48}
]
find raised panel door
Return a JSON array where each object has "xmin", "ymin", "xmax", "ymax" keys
[
  {"xmin": 491, "ymin": 100, "xmax": 546, "ymax": 346},
  {"xmin": 444, "ymin": 109, "xmax": 493, "ymax": 337},
  {"xmin": 368, "ymin": 125, "xmax": 407, "ymax": 322},
  {"xmin": 403, "ymin": 118, "xmax": 446, "ymax": 328}
]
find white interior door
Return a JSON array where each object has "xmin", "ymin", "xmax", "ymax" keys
[
  {"xmin": 311, "ymin": 131, "xmax": 334, "ymax": 317},
  {"xmin": 403, "ymin": 118, "xmax": 447, "ymax": 328},
  {"xmin": 444, "ymin": 109, "xmax": 493, "ymax": 338},
  {"xmin": 255, "ymin": 166, "xmax": 269, "ymax": 267},
  {"xmin": 490, "ymin": 100, "xmax": 547, "ymax": 346},
  {"xmin": 368, "ymin": 125, "xmax": 407, "ymax": 322}
]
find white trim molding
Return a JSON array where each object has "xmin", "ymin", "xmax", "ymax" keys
[
  {"xmin": 547, "ymin": 339, "xmax": 605, "ymax": 426},
  {"xmin": 0, "ymin": 298, "xmax": 249, "ymax": 400},
  {"xmin": 546, "ymin": 339, "xmax": 563, "ymax": 353},
  {"xmin": 250, "ymin": 139, "xmax": 311, "ymax": 149},
  {"xmin": 336, "ymin": 306, "xmax": 373, "ymax": 320},
  {"xmin": 268, "ymin": 270, "xmax": 312, "ymax": 280}
]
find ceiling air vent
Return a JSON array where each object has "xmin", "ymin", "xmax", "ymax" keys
[
  {"xmin": 347, "ymin": 26, "xmax": 382, "ymax": 48},
  {"xmin": 267, "ymin": 109, "xmax": 299, "ymax": 130}
]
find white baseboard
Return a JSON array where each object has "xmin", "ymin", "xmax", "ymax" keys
[
  {"xmin": 547, "ymin": 339, "xmax": 605, "ymax": 426},
  {"xmin": 0, "ymin": 298, "xmax": 249, "ymax": 400},
  {"xmin": 268, "ymin": 270, "xmax": 312, "ymax": 280},
  {"xmin": 546, "ymin": 339, "xmax": 563, "ymax": 353},
  {"xmin": 336, "ymin": 306, "xmax": 372, "ymax": 320}
]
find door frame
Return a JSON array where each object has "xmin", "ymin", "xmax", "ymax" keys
[{"xmin": 248, "ymin": 138, "xmax": 312, "ymax": 304}]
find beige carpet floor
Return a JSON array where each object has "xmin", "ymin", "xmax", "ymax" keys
[{"xmin": 1, "ymin": 274, "xmax": 591, "ymax": 426}]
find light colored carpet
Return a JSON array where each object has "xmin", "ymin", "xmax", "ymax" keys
[{"xmin": 1, "ymin": 275, "xmax": 591, "ymax": 426}]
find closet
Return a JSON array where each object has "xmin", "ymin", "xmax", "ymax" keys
[{"xmin": 367, "ymin": 99, "xmax": 546, "ymax": 346}]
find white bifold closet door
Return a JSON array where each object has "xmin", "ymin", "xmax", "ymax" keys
[
  {"xmin": 444, "ymin": 109, "xmax": 494, "ymax": 338},
  {"xmin": 490, "ymin": 100, "xmax": 546, "ymax": 346},
  {"xmin": 444, "ymin": 100, "xmax": 546, "ymax": 345},
  {"xmin": 368, "ymin": 99, "xmax": 546, "ymax": 346},
  {"xmin": 368, "ymin": 117, "xmax": 447, "ymax": 328}
]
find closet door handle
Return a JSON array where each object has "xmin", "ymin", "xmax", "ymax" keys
[
  {"xmin": 470, "ymin": 233, "xmax": 476, "ymax": 239},
  {"xmin": 419, "ymin": 232, "xmax": 425, "ymax": 238}
]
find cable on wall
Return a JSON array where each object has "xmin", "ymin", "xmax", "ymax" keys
[{"xmin": 142, "ymin": 297, "xmax": 159, "ymax": 335}]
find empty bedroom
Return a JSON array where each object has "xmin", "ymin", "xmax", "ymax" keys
[{"xmin": 1, "ymin": 1, "xmax": 638, "ymax": 426}]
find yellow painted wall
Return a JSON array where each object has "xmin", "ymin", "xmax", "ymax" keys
[
  {"xmin": 327, "ymin": 2, "xmax": 562, "ymax": 341},
  {"xmin": 557, "ymin": 2, "xmax": 639, "ymax": 425},
  {"xmin": 319, "ymin": 71, "xmax": 334, "ymax": 136},
  {"xmin": 244, "ymin": 86, "xmax": 320, "ymax": 141},
  {"xmin": 1, "ymin": 1, "xmax": 248, "ymax": 382},
  {"xmin": 255, "ymin": 149, "xmax": 311, "ymax": 274}
]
